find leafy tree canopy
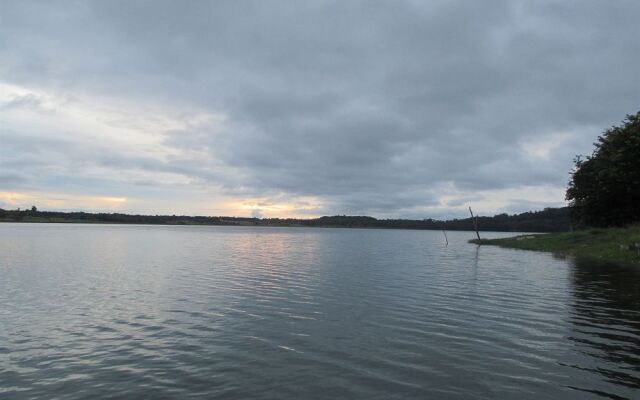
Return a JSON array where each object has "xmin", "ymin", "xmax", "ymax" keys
[{"xmin": 566, "ymin": 112, "xmax": 640, "ymax": 227}]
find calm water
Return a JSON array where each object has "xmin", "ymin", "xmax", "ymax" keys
[{"xmin": 1, "ymin": 224, "xmax": 639, "ymax": 399}]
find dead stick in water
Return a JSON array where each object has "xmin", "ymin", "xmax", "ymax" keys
[{"xmin": 469, "ymin": 206, "xmax": 481, "ymax": 241}]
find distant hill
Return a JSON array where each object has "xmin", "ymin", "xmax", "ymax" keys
[{"xmin": 0, "ymin": 207, "xmax": 572, "ymax": 232}]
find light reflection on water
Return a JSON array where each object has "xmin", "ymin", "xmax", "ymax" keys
[{"xmin": 0, "ymin": 223, "xmax": 638, "ymax": 399}]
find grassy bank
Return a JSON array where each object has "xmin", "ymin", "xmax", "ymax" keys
[{"xmin": 470, "ymin": 225, "xmax": 640, "ymax": 265}]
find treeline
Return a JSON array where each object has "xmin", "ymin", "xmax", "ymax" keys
[
  {"xmin": 566, "ymin": 112, "xmax": 639, "ymax": 227},
  {"xmin": 0, "ymin": 207, "xmax": 571, "ymax": 232}
]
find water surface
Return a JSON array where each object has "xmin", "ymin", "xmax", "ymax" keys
[{"xmin": 1, "ymin": 224, "xmax": 639, "ymax": 399}]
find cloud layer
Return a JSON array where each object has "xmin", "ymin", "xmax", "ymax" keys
[{"xmin": 1, "ymin": 1, "xmax": 639, "ymax": 218}]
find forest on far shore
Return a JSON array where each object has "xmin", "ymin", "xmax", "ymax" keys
[{"xmin": 0, "ymin": 206, "xmax": 571, "ymax": 233}]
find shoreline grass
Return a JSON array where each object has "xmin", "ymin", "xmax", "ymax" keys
[{"xmin": 470, "ymin": 225, "xmax": 640, "ymax": 265}]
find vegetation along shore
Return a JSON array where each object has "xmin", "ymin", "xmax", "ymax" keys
[
  {"xmin": 473, "ymin": 112, "xmax": 640, "ymax": 266},
  {"xmin": 471, "ymin": 226, "xmax": 640, "ymax": 265},
  {"xmin": 0, "ymin": 207, "xmax": 570, "ymax": 233}
]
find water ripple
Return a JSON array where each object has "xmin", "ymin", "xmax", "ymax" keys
[{"xmin": 1, "ymin": 224, "xmax": 639, "ymax": 399}]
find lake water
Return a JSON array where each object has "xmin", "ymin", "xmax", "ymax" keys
[{"xmin": 1, "ymin": 223, "xmax": 639, "ymax": 399}]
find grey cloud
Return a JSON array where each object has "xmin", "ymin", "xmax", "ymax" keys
[
  {"xmin": 503, "ymin": 199, "xmax": 567, "ymax": 215},
  {"xmin": 1, "ymin": 93, "xmax": 54, "ymax": 113},
  {"xmin": 0, "ymin": 173, "xmax": 26, "ymax": 187},
  {"xmin": 250, "ymin": 209, "xmax": 263, "ymax": 219},
  {"xmin": 1, "ymin": 1, "xmax": 639, "ymax": 216}
]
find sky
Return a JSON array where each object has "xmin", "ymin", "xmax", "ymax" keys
[{"xmin": 1, "ymin": 1, "xmax": 639, "ymax": 219}]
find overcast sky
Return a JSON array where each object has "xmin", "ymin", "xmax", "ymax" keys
[{"xmin": 1, "ymin": 1, "xmax": 639, "ymax": 219}]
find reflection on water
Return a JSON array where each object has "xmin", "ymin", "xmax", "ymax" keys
[
  {"xmin": 566, "ymin": 258, "xmax": 640, "ymax": 396},
  {"xmin": 0, "ymin": 224, "xmax": 639, "ymax": 399}
]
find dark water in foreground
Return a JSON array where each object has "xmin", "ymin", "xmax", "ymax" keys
[{"xmin": 1, "ymin": 224, "xmax": 639, "ymax": 399}]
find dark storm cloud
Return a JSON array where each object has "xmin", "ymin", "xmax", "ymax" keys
[{"xmin": 1, "ymin": 1, "xmax": 639, "ymax": 216}]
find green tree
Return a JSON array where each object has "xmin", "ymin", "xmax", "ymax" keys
[{"xmin": 566, "ymin": 112, "xmax": 640, "ymax": 227}]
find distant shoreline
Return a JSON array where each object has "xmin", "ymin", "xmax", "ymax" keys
[
  {"xmin": 0, "ymin": 220, "xmax": 524, "ymax": 234},
  {"xmin": 0, "ymin": 207, "xmax": 571, "ymax": 233}
]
